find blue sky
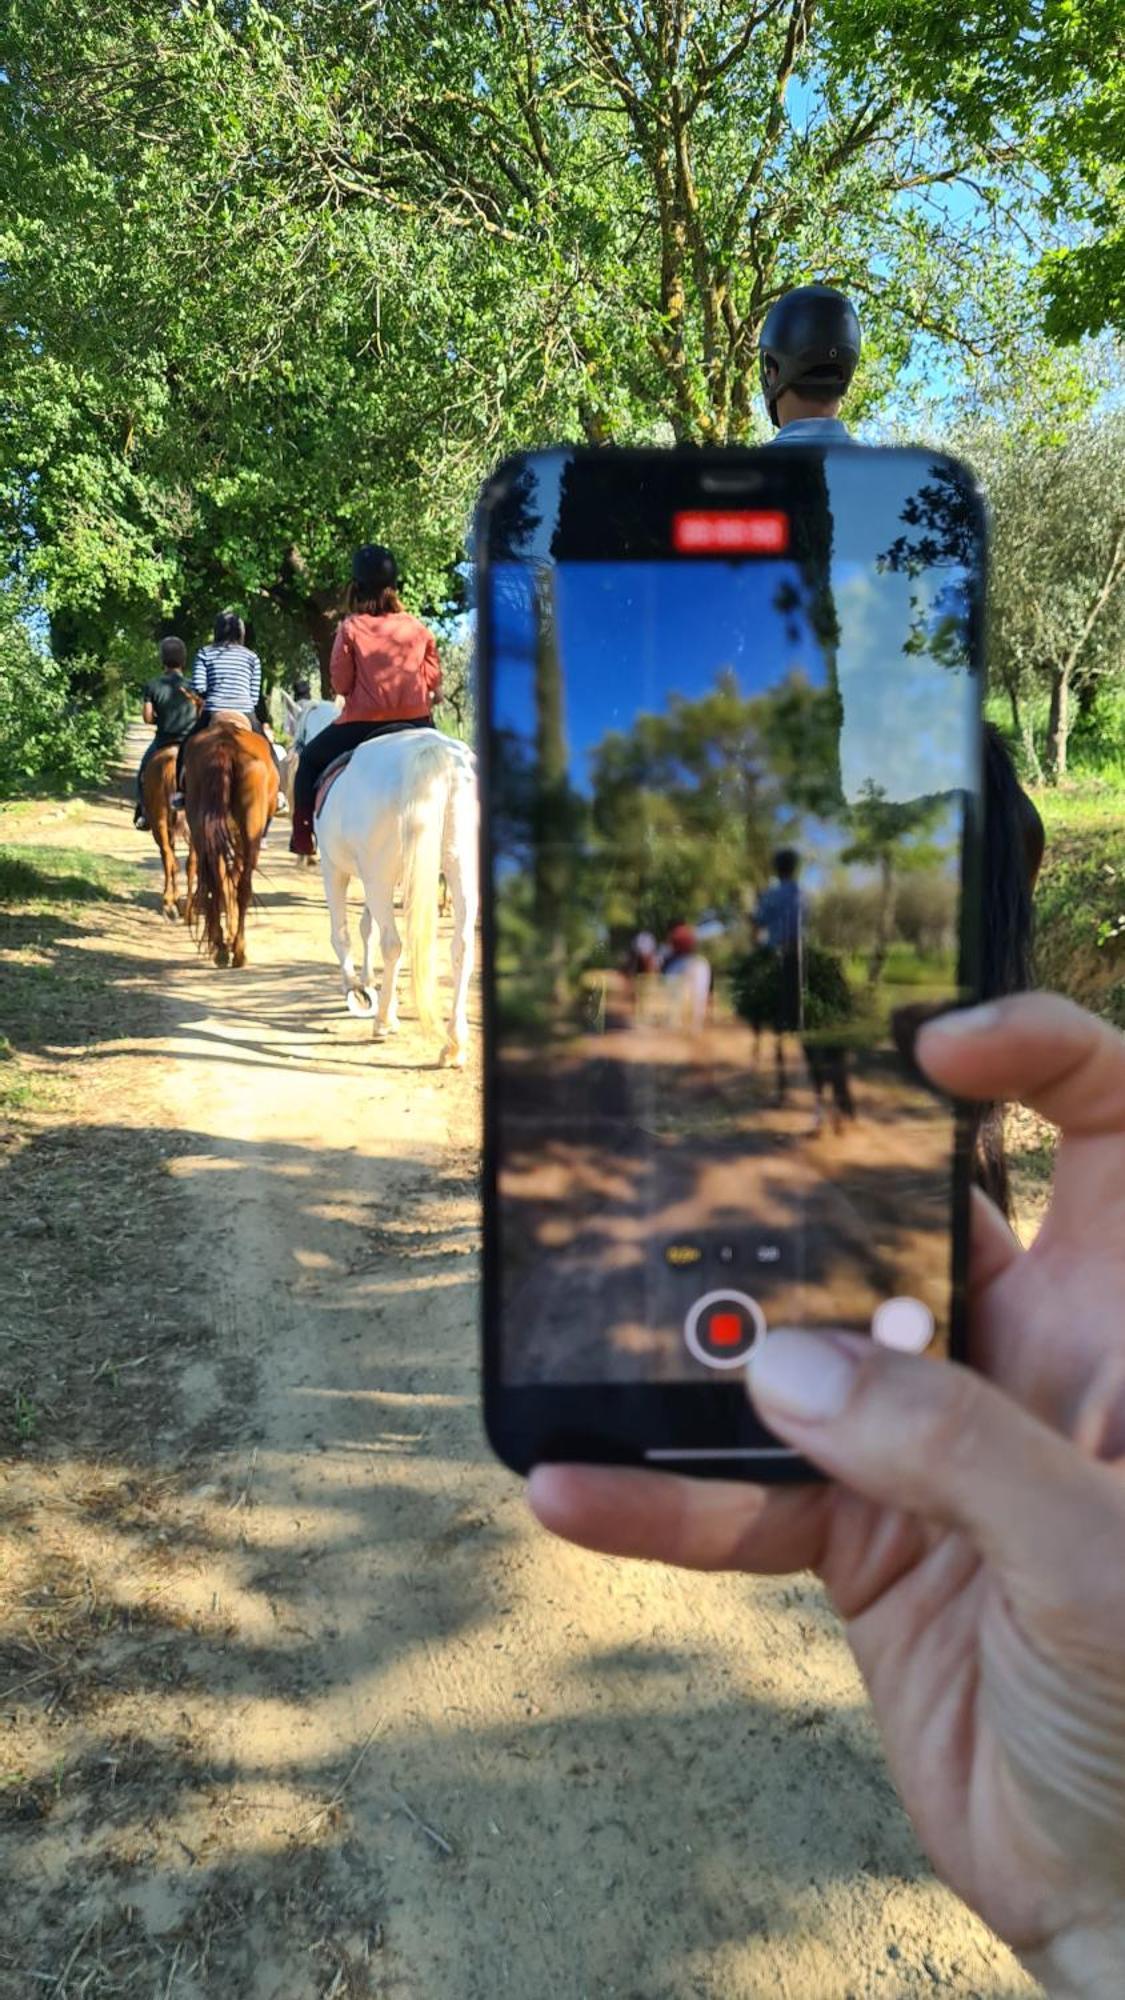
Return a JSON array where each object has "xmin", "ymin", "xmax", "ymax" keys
[
  {"xmin": 491, "ymin": 544, "xmax": 975, "ymax": 858},
  {"xmin": 491, "ymin": 558, "xmax": 816, "ymax": 783}
]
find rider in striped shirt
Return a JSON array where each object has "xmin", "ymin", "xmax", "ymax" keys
[
  {"xmin": 191, "ymin": 621, "xmax": 263, "ymax": 713},
  {"xmin": 174, "ymin": 611, "xmax": 269, "ymax": 793}
]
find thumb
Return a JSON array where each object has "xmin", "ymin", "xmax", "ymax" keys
[{"xmin": 746, "ymin": 1332, "xmax": 1125, "ymax": 1610}]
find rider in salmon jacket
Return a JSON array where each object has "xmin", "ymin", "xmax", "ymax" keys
[{"xmin": 288, "ymin": 544, "xmax": 443, "ymax": 857}]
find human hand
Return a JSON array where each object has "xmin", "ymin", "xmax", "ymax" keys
[{"xmin": 529, "ymin": 996, "xmax": 1125, "ymax": 1997}]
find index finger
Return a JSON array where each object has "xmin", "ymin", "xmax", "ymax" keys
[{"xmin": 917, "ymin": 994, "xmax": 1125, "ymax": 1138}]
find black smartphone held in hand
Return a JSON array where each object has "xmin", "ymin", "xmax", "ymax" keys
[{"xmin": 476, "ymin": 445, "xmax": 985, "ymax": 1480}]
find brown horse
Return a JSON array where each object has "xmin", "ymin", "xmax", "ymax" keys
[
  {"xmin": 142, "ymin": 742, "xmax": 195, "ymax": 921},
  {"xmin": 183, "ymin": 718, "xmax": 278, "ymax": 967}
]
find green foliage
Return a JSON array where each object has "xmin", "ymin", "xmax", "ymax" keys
[
  {"xmin": 963, "ymin": 410, "xmax": 1125, "ymax": 780},
  {"xmin": 731, "ymin": 943, "xmax": 858, "ymax": 1034},
  {"xmin": 823, "ymin": 1, "xmax": 1125, "ymax": 345},
  {"xmin": 0, "ymin": 607, "xmax": 123, "ymax": 797},
  {"xmin": 1032, "ymin": 795, "xmax": 1125, "ymax": 1028}
]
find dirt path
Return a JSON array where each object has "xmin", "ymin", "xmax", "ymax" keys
[{"xmin": 1, "ymin": 734, "xmax": 1034, "ymax": 1999}]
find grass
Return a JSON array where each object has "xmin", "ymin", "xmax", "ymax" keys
[
  {"xmin": 0, "ymin": 843, "xmax": 136, "ymax": 906},
  {"xmin": 0, "ymin": 842, "xmax": 140, "ymax": 1122},
  {"xmin": 1027, "ymin": 777, "xmax": 1125, "ymax": 1030}
]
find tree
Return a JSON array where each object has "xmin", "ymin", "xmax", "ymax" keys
[
  {"xmin": 967, "ymin": 413, "xmax": 1125, "ymax": 779},
  {"xmin": 589, "ymin": 676, "xmax": 781, "ymax": 934},
  {"xmin": 3, "ymin": 0, "xmax": 1122, "ymax": 773},
  {"xmin": 840, "ymin": 781, "xmax": 948, "ymax": 985},
  {"xmin": 822, "ymin": 1, "xmax": 1125, "ymax": 345}
]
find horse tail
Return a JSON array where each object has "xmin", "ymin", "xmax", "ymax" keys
[
  {"xmin": 400, "ymin": 739, "xmax": 449, "ymax": 1037},
  {"xmin": 188, "ymin": 734, "xmax": 237, "ymax": 959}
]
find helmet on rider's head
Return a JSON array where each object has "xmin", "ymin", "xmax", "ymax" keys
[
  {"xmin": 667, "ymin": 923, "xmax": 697, "ymax": 957},
  {"xmin": 352, "ymin": 545, "xmax": 399, "ymax": 595},
  {"xmin": 758, "ymin": 285, "xmax": 862, "ymax": 429}
]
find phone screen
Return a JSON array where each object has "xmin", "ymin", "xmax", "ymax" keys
[{"xmin": 480, "ymin": 447, "xmax": 982, "ymax": 1415}]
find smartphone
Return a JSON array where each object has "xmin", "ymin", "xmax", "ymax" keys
[{"xmin": 476, "ymin": 445, "xmax": 984, "ymax": 1480}]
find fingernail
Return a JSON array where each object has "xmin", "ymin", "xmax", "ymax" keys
[
  {"xmin": 919, "ymin": 1002, "xmax": 1001, "ymax": 1039},
  {"xmin": 747, "ymin": 1331, "xmax": 860, "ymax": 1422}
]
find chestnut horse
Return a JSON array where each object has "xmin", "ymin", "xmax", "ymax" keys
[
  {"xmin": 183, "ymin": 717, "xmax": 278, "ymax": 967},
  {"xmin": 142, "ymin": 741, "xmax": 196, "ymax": 921}
]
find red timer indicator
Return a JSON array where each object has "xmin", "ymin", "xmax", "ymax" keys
[{"xmin": 672, "ymin": 510, "xmax": 790, "ymax": 555}]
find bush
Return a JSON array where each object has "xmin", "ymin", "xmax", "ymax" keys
[
  {"xmin": 729, "ymin": 944, "xmax": 857, "ymax": 1034},
  {"xmin": 0, "ymin": 628, "xmax": 124, "ymax": 797}
]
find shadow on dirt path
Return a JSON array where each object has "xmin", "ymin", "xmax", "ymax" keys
[{"xmin": 0, "ymin": 734, "xmax": 1034, "ymax": 1998}]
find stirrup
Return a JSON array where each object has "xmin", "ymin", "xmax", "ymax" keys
[{"xmin": 170, "ymin": 791, "xmax": 185, "ymax": 812}]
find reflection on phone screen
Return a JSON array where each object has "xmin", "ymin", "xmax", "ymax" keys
[{"xmin": 487, "ymin": 452, "xmax": 981, "ymax": 1386}]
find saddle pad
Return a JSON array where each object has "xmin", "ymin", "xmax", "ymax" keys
[
  {"xmin": 313, "ymin": 751, "xmax": 355, "ymax": 819},
  {"xmin": 210, "ymin": 708, "xmax": 253, "ymax": 730}
]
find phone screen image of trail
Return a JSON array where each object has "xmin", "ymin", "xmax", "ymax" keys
[{"xmin": 488, "ymin": 451, "xmax": 980, "ymax": 1386}]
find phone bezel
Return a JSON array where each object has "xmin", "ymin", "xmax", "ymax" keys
[{"xmin": 475, "ymin": 443, "xmax": 985, "ymax": 1481}]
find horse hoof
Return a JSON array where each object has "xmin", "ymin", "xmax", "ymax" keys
[
  {"xmin": 440, "ymin": 1042, "xmax": 466, "ymax": 1069},
  {"xmin": 216, "ymin": 945, "xmax": 230, "ymax": 968},
  {"xmin": 346, "ymin": 987, "xmax": 375, "ymax": 1018},
  {"xmin": 162, "ymin": 903, "xmax": 178, "ymax": 924}
]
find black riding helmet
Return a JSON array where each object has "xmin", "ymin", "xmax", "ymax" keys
[
  {"xmin": 352, "ymin": 544, "xmax": 399, "ymax": 595},
  {"xmin": 758, "ymin": 285, "xmax": 862, "ymax": 428}
]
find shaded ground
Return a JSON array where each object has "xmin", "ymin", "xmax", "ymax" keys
[
  {"xmin": 0, "ymin": 731, "xmax": 1035, "ymax": 1998},
  {"xmin": 499, "ymin": 1019, "xmax": 953, "ymax": 1384}
]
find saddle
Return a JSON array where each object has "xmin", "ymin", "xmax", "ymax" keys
[
  {"xmin": 313, "ymin": 752, "xmax": 356, "ymax": 819},
  {"xmin": 210, "ymin": 708, "xmax": 253, "ymax": 731}
]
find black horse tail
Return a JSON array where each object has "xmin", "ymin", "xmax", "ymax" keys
[{"xmin": 974, "ymin": 725, "xmax": 1046, "ymax": 1215}]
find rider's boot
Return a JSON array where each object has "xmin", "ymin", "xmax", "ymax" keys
[{"xmin": 288, "ymin": 808, "xmax": 316, "ymax": 858}]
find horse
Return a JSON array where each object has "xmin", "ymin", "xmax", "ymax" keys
[
  {"xmin": 182, "ymin": 715, "xmax": 278, "ymax": 968},
  {"xmin": 314, "ymin": 730, "xmax": 478, "ymax": 1066},
  {"xmin": 142, "ymin": 741, "xmax": 195, "ymax": 922},
  {"xmin": 280, "ymin": 699, "xmax": 340, "ymax": 834}
]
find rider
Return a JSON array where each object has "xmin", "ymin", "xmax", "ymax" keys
[
  {"xmin": 759, "ymin": 283, "xmax": 1045, "ymax": 1192},
  {"xmin": 280, "ymin": 675, "xmax": 314, "ymax": 740},
  {"xmin": 288, "ymin": 543, "xmax": 443, "ymax": 857},
  {"xmin": 173, "ymin": 611, "xmax": 268, "ymax": 798},
  {"xmin": 757, "ymin": 282, "xmax": 861, "ymax": 443},
  {"xmin": 134, "ymin": 637, "xmax": 199, "ymax": 830}
]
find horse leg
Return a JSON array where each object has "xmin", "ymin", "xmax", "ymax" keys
[
  {"xmin": 441, "ymin": 871, "xmax": 475, "ymax": 1069},
  {"xmin": 440, "ymin": 780, "xmax": 478, "ymax": 1068},
  {"xmin": 153, "ymin": 812, "xmax": 178, "ymax": 921},
  {"xmin": 231, "ymin": 853, "xmax": 253, "ymax": 968},
  {"xmin": 321, "ymin": 859, "xmax": 367, "ymax": 1008},
  {"xmin": 184, "ymin": 841, "xmax": 197, "ymax": 925},
  {"xmin": 368, "ymin": 894, "xmax": 402, "ymax": 1040},
  {"xmin": 359, "ymin": 904, "xmax": 376, "ymax": 998}
]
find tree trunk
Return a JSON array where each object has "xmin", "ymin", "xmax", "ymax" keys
[
  {"xmin": 1046, "ymin": 663, "xmax": 1071, "ymax": 781},
  {"xmin": 304, "ymin": 595, "xmax": 338, "ymax": 697},
  {"xmin": 867, "ymin": 856, "xmax": 894, "ymax": 988},
  {"xmin": 532, "ymin": 570, "xmax": 571, "ymax": 1009},
  {"xmin": 1021, "ymin": 717, "xmax": 1044, "ymax": 788}
]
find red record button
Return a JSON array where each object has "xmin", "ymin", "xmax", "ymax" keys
[
  {"xmin": 672, "ymin": 510, "xmax": 790, "ymax": 555},
  {"xmin": 684, "ymin": 1291, "xmax": 767, "ymax": 1371}
]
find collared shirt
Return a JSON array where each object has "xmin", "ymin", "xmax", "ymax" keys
[
  {"xmin": 754, "ymin": 878, "xmax": 803, "ymax": 951},
  {"xmin": 768, "ymin": 417, "xmax": 854, "ymax": 446}
]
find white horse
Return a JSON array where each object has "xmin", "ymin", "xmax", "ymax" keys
[
  {"xmin": 280, "ymin": 698, "xmax": 340, "ymax": 823},
  {"xmin": 315, "ymin": 731, "xmax": 478, "ymax": 1067}
]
